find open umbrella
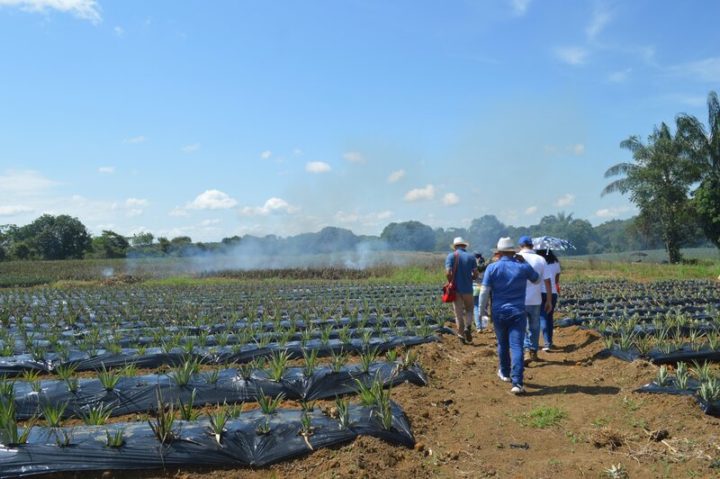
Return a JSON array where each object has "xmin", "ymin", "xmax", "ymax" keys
[{"xmin": 532, "ymin": 236, "xmax": 575, "ymax": 251}]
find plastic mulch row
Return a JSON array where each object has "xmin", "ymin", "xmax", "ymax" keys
[
  {"xmin": 8, "ymin": 361, "xmax": 427, "ymax": 420},
  {"xmin": 0, "ymin": 402, "xmax": 414, "ymax": 478},
  {"xmin": 635, "ymin": 378, "xmax": 720, "ymax": 418}
]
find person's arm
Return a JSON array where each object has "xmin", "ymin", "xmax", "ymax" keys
[
  {"xmin": 444, "ymin": 254, "xmax": 453, "ymax": 282},
  {"xmin": 555, "ymin": 272, "xmax": 561, "ymax": 294},
  {"xmin": 478, "ymin": 285, "xmax": 492, "ymax": 316},
  {"xmin": 543, "ymin": 278, "xmax": 553, "ymax": 313},
  {"xmin": 526, "ymin": 264, "xmax": 539, "ymax": 284}
]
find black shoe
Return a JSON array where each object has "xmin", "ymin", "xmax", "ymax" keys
[
  {"xmin": 457, "ymin": 333, "xmax": 468, "ymax": 345},
  {"xmin": 464, "ymin": 328, "xmax": 473, "ymax": 343}
]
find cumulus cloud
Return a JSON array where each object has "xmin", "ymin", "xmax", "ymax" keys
[
  {"xmin": 334, "ymin": 210, "xmax": 393, "ymax": 225},
  {"xmin": 0, "ymin": 170, "xmax": 58, "ymax": 195},
  {"xmin": 187, "ymin": 190, "xmax": 238, "ymax": 210},
  {"xmin": 525, "ymin": 206, "xmax": 538, "ymax": 215},
  {"xmin": 387, "ymin": 169, "xmax": 405, "ymax": 183},
  {"xmin": 568, "ymin": 144, "xmax": 585, "ymax": 155},
  {"xmin": 343, "ymin": 151, "xmax": 365, "ymax": 164},
  {"xmin": 404, "ymin": 184, "xmax": 435, "ymax": 202},
  {"xmin": 0, "ymin": 0, "xmax": 102, "ymax": 23},
  {"xmin": 239, "ymin": 197, "xmax": 298, "ymax": 216},
  {"xmin": 509, "ymin": 0, "xmax": 532, "ymax": 16},
  {"xmin": 124, "ymin": 135, "xmax": 146, "ymax": 144},
  {"xmin": 555, "ymin": 193, "xmax": 576, "ymax": 207},
  {"xmin": 98, "ymin": 166, "xmax": 115, "ymax": 174},
  {"xmin": 125, "ymin": 198, "xmax": 148, "ymax": 208},
  {"xmin": 595, "ymin": 205, "xmax": 633, "ymax": 218},
  {"xmin": 442, "ymin": 192, "xmax": 460, "ymax": 206},
  {"xmin": 201, "ymin": 218, "xmax": 221, "ymax": 226},
  {"xmin": 305, "ymin": 161, "xmax": 331, "ymax": 173},
  {"xmin": 0, "ymin": 205, "xmax": 33, "ymax": 216},
  {"xmin": 555, "ymin": 47, "xmax": 588, "ymax": 65},
  {"xmin": 260, "ymin": 150, "xmax": 272, "ymax": 160},
  {"xmin": 181, "ymin": 143, "xmax": 201, "ymax": 153}
]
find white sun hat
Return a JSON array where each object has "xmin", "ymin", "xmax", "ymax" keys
[
  {"xmin": 495, "ymin": 237, "xmax": 516, "ymax": 252},
  {"xmin": 451, "ymin": 237, "xmax": 469, "ymax": 248}
]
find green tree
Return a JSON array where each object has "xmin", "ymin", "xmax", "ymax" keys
[
  {"xmin": 380, "ymin": 221, "xmax": 435, "ymax": 251},
  {"xmin": 677, "ymin": 91, "xmax": 720, "ymax": 249},
  {"xmin": 157, "ymin": 237, "xmax": 171, "ymax": 254},
  {"xmin": 467, "ymin": 215, "xmax": 507, "ymax": 254},
  {"xmin": 602, "ymin": 123, "xmax": 701, "ymax": 263},
  {"xmin": 92, "ymin": 230, "xmax": 130, "ymax": 258},
  {"xmin": 130, "ymin": 232, "xmax": 154, "ymax": 247},
  {"xmin": 16, "ymin": 214, "xmax": 91, "ymax": 260}
]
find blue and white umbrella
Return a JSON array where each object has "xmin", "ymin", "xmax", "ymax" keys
[{"xmin": 532, "ymin": 236, "xmax": 575, "ymax": 251}]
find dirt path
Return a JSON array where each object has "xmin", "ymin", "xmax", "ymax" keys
[{"xmin": 55, "ymin": 326, "xmax": 720, "ymax": 479}]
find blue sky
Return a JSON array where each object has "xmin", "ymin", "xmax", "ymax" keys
[{"xmin": 1, "ymin": 0, "xmax": 719, "ymax": 241}]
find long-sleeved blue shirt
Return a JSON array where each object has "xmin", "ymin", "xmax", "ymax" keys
[
  {"xmin": 445, "ymin": 248, "xmax": 477, "ymax": 294},
  {"xmin": 481, "ymin": 256, "xmax": 539, "ymax": 319}
]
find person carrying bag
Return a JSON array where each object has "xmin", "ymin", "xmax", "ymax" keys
[{"xmin": 444, "ymin": 237, "xmax": 478, "ymax": 344}]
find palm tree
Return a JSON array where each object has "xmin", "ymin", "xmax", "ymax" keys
[
  {"xmin": 602, "ymin": 123, "xmax": 701, "ymax": 263},
  {"xmin": 676, "ymin": 91, "xmax": 720, "ymax": 249}
]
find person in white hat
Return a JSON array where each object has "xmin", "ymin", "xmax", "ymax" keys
[
  {"xmin": 445, "ymin": 237, "xmax": 478, "ymax": 344},
  {"xmin": 478, "ymin": 237, "xmax": 540, "ymax": 394}
]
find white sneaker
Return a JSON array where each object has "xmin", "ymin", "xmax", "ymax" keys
[
  {"xmin": 511, "ymin": 384, "xmax": 525, "ymax": 394},
  {"xmin": 542, "ymin": 345, "xmax": 551, "ymax": 352},
  {"xmin": 497, "ymin": 370, "xmax": 511, "ymax": 382}
]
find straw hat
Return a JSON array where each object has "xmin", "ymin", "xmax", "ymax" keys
[
  {"xmin": 495, "ymin": 237, "xmax": 516, "ymax": 252},
  {"xmin": 451, "ymin": 237, "xmax": 469, "ymax": 248}
]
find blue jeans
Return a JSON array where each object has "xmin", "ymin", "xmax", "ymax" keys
[
  {"xmin": 523, "ymin": 304, "xmax": 541, "ymax": 352},
  {"xmin": 493, "ymin": 313, "xmax": 526, "ymax": 386},
  {"xmin": 540, "ymin": 293, "xmax": 558, "ymax": 347}
]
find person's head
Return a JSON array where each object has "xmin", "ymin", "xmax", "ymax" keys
[
  {"xmin": 518, "ymin": 235, "xmax": 534, "ymax": 250},
  {"xmin": 451, "ymin": 236, "xmax": 469, "ymax": 250},
  {"xmin": 495, "ymin": 237, "xmax": 516, "ymax": 257}
]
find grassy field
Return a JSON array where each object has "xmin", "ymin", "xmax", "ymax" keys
[{"xmin": 0, "ymin": 249, "xmax": 718, "ymax": 288}]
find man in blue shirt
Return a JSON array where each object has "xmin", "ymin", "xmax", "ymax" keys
[
  {"xmin": 445, "ymin": 237, "xmax": 478, "ymax": 344},
  {"xmin": 478, "ymin": 237, "xmax": 540, "ymax": 394}
]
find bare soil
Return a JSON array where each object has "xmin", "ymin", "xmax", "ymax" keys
[{"xmin": 50, "ymin": 326, "xmax": 720, "ymax": 479}]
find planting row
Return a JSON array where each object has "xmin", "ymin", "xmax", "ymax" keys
[
  {"xmin": 1, "ymin": 358, "xmax": 426, "ymax": 421},
  {"xmin": 635, "ymin": 361, "xmax": 720, "ymax": 417},
  {"xmin": 0, "ymin": 399, "xmax": 414, "ymax": 478}
]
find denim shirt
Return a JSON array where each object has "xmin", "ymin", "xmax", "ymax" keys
[{"xmin": 481, "ymin": 256, "xmax": 539, "ymax": 319}]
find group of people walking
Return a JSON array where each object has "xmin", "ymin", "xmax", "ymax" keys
[{"xmin": 444, "ymin": 236, "xmax": 561, "ymax": 394}]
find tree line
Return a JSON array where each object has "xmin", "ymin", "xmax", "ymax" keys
[{"xmin": 0, "ymin": 211, "xmax": 709, "ymax": 262}]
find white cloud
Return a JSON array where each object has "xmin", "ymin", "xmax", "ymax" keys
[
  {"xmin": 293, "ymin": 148, "xmax": 303, "ymax": 156},
  {"xmin": 124, "ymin": 135, "xmax": 146, "ymax": 144},
  {"xmin": 555, "ymin": 193, "xmax": 576, "ymax": 207},
  {"xmin": 568, "ymin": 144, "xmax": 585, "ymax": 155},
  {"xmin": 404, "ymin": 184, "xmax": 435, "ymax": 202},
  {"xmin": 525, "ymin": 206, "xmax": 538, "ymax": 215},
  {"xmin": 595, "ymin": 205, "xmax": 633, "ymax": 218},
  {"xmin": 125, "ymin": 198, "xmax": 147, "ymax": 208},
  {"xmin": 442, "ymin": 192, "xmax": 460, "ymax": 206},
  {"xmin": 586, "ymin": 6, "xmax": 611, "ymax": 40},
  {"xmin": 98, "ymin": 166, "xmax": 115, "ymax": 174},
  {"xmin": 305, "ymin": 161, "xmax": 331, "ymax": 173},
  {"xmin": 0, "ymin": 205, "xmax": 33, "ymax": 216},
  {"xmin": 260, "ymin": 150, "xmax": 272, "ymax": 160},
  {"xmin": 608, "ymin": 68, "xmax": 631, "ymax": 83},
  {"xmin": 0, "ymin": 0, "xmax": 102, "ymax": 24},
  {"xmin": 555, "ymin": 47, "xmax": 588, "ymax": 65},
  {"xmin": 181, "ymin": 143, "xmax": 201, "ymax": 153},
  {"xmin": 670, "ymin": 57, "xmax": 720, "ymax": 83},
  {"xmin": 239, "ymin": 197, "xmax": 298, "ymax": 216},
  {"xmin": 113, "ymin": 26, "xmax": 124, "ymax": 37},
  {"xmin": 343, "ymin": 151, "xmax": 365, "ymax": 164},
  {"xmin": 0, "ymin": 170, "xmax": 58, "ymax": 195},
  {"xmin": 169, "ymin": 207, "xmax": 188, "ymax": 217},
  {"xmin": 509, "ymin": 0, "xmax": 532, "ymax": 16},
  {"xmin": 334, "ymin": 210, "xmax": 393, "ymax": 226},
  {"xmin": 201, "ymin": 218, "xmax": 221, "ymax": 226},
  {"xmin": 387, "ymin": 169, "xmax": 405, "ymax": 183},
  {"xmin": 187, "ymin": 190, "xmax": 237, "ymax": 210}
]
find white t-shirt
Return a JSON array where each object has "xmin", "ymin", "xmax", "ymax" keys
[
  {"xmin": 518, "ymin": 249, "xmax": 552, "ymax": 306},
  {"xmin": 542, "ymin": 262, "xmax": 561, "ymax": 294}
]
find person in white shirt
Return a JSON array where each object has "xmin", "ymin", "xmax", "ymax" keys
[
  {"xmin": 516, "ymin": 236, "xmax": 552, "ymax": 365},
  {"xmin": 537, "ymin": 249, "xmax": 561, "ymax": 351}
]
